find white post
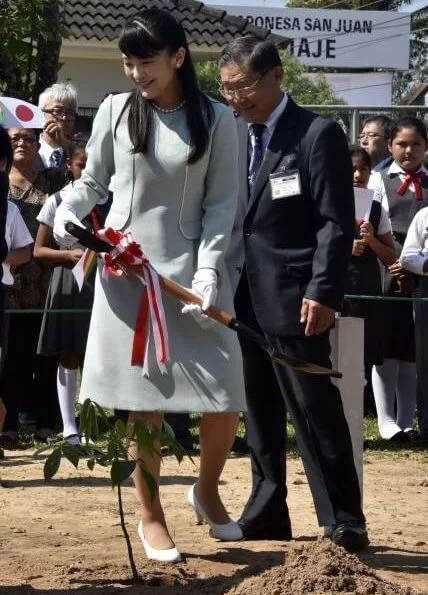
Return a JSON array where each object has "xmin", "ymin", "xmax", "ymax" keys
[{"xmin": 329, "ymin": 316, "xmax": 364, "ymax": 496}]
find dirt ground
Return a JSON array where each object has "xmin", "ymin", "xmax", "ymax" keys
[{"xmin": 0, "ymin": 448, "xmax": 426, "ymax": 594}]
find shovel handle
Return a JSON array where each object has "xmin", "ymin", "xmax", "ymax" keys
[{"xmin": 158, "ymin": 276, "xmax": 234, "ymax": 327}]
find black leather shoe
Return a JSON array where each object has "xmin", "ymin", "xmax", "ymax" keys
[
  {"xmin": 389, "ymin": 430, "xmax": 410, "ymax": 444},
  {"xmin": 331, "ymin": 520, "xmax": 369, "ymax": 552},
  {"xmin": 238, "ymin": 520, "xmax": 292, "ymax": 541}
]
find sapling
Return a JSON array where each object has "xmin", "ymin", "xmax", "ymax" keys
[{"xmin": 38, "ymin": 398, "xmax": 188, "ymax": 585}]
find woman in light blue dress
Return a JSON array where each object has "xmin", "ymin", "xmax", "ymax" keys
[{"xmin": 54, "ymin": 8, "xmax": 245, "ymax": 562}]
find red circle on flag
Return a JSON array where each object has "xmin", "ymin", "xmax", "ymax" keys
[{"xmin": 15, "ymin": 104, "xmax": 34, "ymax": 122}]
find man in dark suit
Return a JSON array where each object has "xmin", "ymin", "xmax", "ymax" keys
[{"xmin": 219, "ymin": 37, "xmax": 368, "ymax": 552}]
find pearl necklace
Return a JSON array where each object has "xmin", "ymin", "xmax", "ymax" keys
[{"xmin": 151, "ymin": 99, "xmax": 186, "ymax": 113}]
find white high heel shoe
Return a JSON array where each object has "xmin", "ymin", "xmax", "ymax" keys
[
  {"xmin": 137, "ymin": 521, "xmax": 182, "ymax": 563},
  {"xmin": 187, "ymin": 484, "xmax": 243, "ymax": 541}
]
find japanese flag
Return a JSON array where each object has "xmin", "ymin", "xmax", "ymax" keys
[{"xmin": 0, "ymin": 97, "xmax": 44, "ymax": 128}]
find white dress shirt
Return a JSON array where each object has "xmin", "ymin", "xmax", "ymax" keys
[
  {"xmin": 368, "ymin": 161, "xmax": 428, "ymax": 215},
  {"xmin": 2, "ymin": 201, "xmax": 33, "ymax": 286},
  {"xmin": 38, "ymin": 136, "xmax": 60, "ymax": 169},
  {"xmin": 248, "ymin": 92, "xmax": 289, "ymax": 154},
  {"xmin": 400, "ymin": 207, "xmax": 428, "ymax": 275}
]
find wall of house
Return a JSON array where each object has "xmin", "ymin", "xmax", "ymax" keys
[{"xmin": 57, "ymin": 58, "xmax": 133, "ymax": 108}]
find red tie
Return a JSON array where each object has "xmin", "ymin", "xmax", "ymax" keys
[{"xmin": 396, "ymin": 171, "xmax": 427, "ymax": 201}]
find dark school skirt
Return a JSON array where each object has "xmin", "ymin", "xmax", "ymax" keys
[{"xmin": 37, "ymin": 264, "xmax": 95, "ymax": 356}]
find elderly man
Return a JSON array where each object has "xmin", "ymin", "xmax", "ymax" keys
[
  {"xmin": 359, "ymin": 115, "xmax": 393, "ymax": 172},
  {"xmin": 219, "ymin": 36, "xmax": 368, "ymax": 552},
  {"xmin": 37, "ymin": 82, "xmax": 78, "ymax": 170}
]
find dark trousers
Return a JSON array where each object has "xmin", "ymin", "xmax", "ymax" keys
[
  {"xmin": 414, "ymin": 278, "xmax": 428, "ymax": 436},
  {"xmin": 235, "ymin": 273, "xmax": 364, "ymax": 527},
  {"xmin": 0, "ymin": 313, "xmax": 59, "ymax": 431}
]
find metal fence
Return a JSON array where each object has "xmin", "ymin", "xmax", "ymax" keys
[
  {"xmin": 302, "ymin": 105, "xmax": 428, "ymax": 143},
  {"xmin": 77, "ymin": 104, "xmax": 428, "ymax": 143}
]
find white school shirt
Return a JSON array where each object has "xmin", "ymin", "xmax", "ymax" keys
[
  {"xmin": 2, "ymin": 201, "xmax": 34, "ymax": 286},
  {"xmin": 368, "ymin": 161, "xmax": 428, "ymax": 216},
  {"xmin": 372, "ymin": 200, "xmax": 392, "ymax": 236},
  {"xmin": 400, "ymin": 207, "xmax": 428, "ymax": 275}
]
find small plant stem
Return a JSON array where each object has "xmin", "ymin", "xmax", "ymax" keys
[{"xmin": 117, "ymin": 481, "xmax": 141, "ymax": 585}]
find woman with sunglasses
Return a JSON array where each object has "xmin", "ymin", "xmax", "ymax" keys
[{"xmin": 54, "ymin": 8, "xmax": 245, "ymax": 562}]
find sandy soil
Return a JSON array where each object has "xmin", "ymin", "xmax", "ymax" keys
[{"xmin": 0, "ymin": 448, "xmax": 426, "ymax": 594}]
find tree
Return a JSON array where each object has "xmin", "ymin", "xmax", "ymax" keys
[
  {"xmin": 0, "ymin": 0, "xmax": 63, "ymax": 102},
  {"xmin": 196, "ymin": 50, "xmax": 345, "ymax": 105}
]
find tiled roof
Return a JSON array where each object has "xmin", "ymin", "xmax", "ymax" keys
[
  {"xmin": 63, "ymin": 0, "xmax": 288, "ymax": 47},
  {"xmin": 401, "ymin": 82, "xmax": 428, "ymax": 105}
]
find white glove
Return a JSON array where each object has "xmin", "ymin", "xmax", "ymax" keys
[
  {"xmin": 53, "ymin": 202, "xmax": 85, "ymax": 248},
  {"xmin": 182, "ymin": 268, "xmax": 218, "ymax": 324}
]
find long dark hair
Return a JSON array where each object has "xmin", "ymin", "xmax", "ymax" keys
[
  {"xmin": 0, "ymin": 125, "xmax": 13, "ymax": 173},
  {"xmin": 116, "ymin": 8, "xmax": 214, "ymax": 164},
  {"xmin": 349, "ymin": 145, "xmax": 371, "ymax": 170}
]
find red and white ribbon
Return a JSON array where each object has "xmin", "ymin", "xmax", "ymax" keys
[{"xmin": 98, "ymin": 228, "xmax": 170, "ymax": 376}]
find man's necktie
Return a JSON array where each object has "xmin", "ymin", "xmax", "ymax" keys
[
  {"xmin": 396, "ymin": 170, "xmax": 427, "ymax": 201},
  {"xmin": 50, "ymin": 148, "xmax": 64, "ymax": 168},
  {"xmin": 248, "ymin": 123, "xmax": 266, "ymax": 190}
]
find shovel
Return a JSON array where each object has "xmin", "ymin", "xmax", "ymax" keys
[{"xmin": 65, "ymin": 222, "xmax": 342, "ymax": 378}]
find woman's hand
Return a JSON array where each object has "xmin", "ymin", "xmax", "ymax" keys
[
  {"xmin": 389, "ymin": 260, "xmax": 415, "ymax": 294},
  {"xmin": 360, "ymin": 221, "xmax": 374, "ymax": 245},
  {"xmin": 352, "ymin": 239, "xmax": 366, "ymax": 256},
  {"xmin": 388, "ymin": 259, "xmax": 405, "ymax": 278},
  {"xmin": 67, "ymin": 248, "xmax": 84, "ymax": 264},
  {"xmin": 53, "ymin": 203, "xmax": 85, "ymax": 247}
]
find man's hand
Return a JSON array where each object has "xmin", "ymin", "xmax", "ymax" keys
[
  {"xmin": 300, "ymin": 298, "xmax": 335, "ymax": 336},
  {"xmin": 352, "ymin": 239, "xmax": 366, "ymax": 256},
  {"xmin": 43, "ymin": 120, "xmax": 68, "ymax": 148}
]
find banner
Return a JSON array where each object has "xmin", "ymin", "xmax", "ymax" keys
[{"xmin": 209, "ymin": 4, "xmax": 410, "ymax": 69}]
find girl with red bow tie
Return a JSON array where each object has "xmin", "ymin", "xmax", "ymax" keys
[{"xmin": 369, "ymin": 117, "xmax": 428, "ymax": 443}]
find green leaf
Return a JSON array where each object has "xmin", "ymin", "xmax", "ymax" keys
[
  {"xmin": 162, "ymin": 420, "xmax": 176, "ymax": 441},
  {"xmin": 79, "ymin": 399, "xmax": 91, "ymax": 434},
  {"xmin": 61, "ymin": 444, "xmax": 80, "ymax": 469},
  {"xmin": 87, "ymin": 458, "xmax": 95, "ymax": 471},
  {"xmin": 114, "ymin": 419, "xmax": 127, "ymax": 439},
  {"xmin": 110, "ymin": 459, "xmax": 136, "ymax": 487},
  {"xmin": 44, "ymin": 448, "xmax": 62, "ymax": 480},
  {"xmin": 139, "ymin": 463, "xmax": 158, "ymax": 502}
]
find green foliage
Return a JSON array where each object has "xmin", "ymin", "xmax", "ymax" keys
[
  {"xmin": 195, "ymin": 60, "xmax": 221, "ymax": 100},
  {"xmin": 196, "ymin": 52, "xmax": 344, "ymax": 106},
  {"xmin": 278, "ymin": 50, "xmax": 345, "ymax": 104},
  {"xmin": 0, "ymin": 0, "xmax": 63, "ymax": 102}
]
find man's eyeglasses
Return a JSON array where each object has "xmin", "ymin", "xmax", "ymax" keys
[
  {"xmin": 218, "ymin": 71, "xmax": 268, "ymax": 99},
  {"xmin": 43, "ymin": 108, "xmax": 77, "ymax": 120},
  {"xmin": 10, "ymin": 136, "xmax": 36, "ymax": 146},
  {"xmin": 359, "ymin": 132, "xmax": 385, "ymax": 140}
]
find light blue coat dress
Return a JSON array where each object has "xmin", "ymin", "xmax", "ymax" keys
[{"xmin": 61, "ymin": 93, "xmax": 246, "ymax": 412}]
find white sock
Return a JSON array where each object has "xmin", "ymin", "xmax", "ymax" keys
[
  {"xmin": 57, "ymin": 365, "xmax": 78, "ymax": 438},
  {"xmin": 396, "ymin": 361, "xmax": 417, "ymax": 432},
  {"xmin": 372, "ymin": 359, "xmax": 402, "ymax": 438}
]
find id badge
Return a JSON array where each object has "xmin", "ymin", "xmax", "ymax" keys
[{"xmin": 269, "ymin": 169, "xmax": 301, "ymax": 200}]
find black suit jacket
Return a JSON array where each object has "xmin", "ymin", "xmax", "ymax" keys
[{"xmin": 226, "ymin": 97, "xmax": 355, "ymax": 336}]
